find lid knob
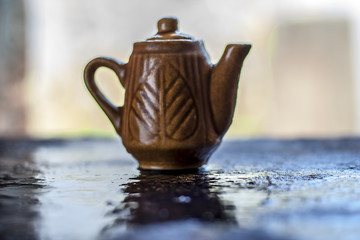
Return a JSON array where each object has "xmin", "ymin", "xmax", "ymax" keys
[
  {"xmin": 147, "ymin": 17, "xmax": 192, "ymax": 40},
  {"xmin": 157, "ymin": 17, "xmax": 178, "ymax": 33}
]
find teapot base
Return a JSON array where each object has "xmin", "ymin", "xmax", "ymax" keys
[{"xmin": 131, "ymin": 147, "xmax": 218, "ymax": 170}]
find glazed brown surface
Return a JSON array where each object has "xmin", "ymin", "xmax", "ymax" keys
[{"xmin": 84, "ymin": 17, "xmax": 251, "ymax": 170}]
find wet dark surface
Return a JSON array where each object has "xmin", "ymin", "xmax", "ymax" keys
[
  {"xmin": 1, "ymin": 138, "xmax": 360, "ymax": 240},
  {"xmin": 0, "ymin": 139, "xmax": 65, "ymax": 240}
]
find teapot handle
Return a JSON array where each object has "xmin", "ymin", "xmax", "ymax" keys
[{"xmin": 84, "ymin": 57, "xmax": 126, "ymax": 134}]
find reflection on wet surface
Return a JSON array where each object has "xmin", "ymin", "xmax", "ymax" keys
[
  {"xmin": 1, "ymin": 138, "xmax": 360, "ymax": 240},
  {"xmin": 111, "ymin": 171, "xmax": 237, "ymax": 226}
]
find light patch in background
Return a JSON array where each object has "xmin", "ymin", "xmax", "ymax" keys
[{"xmin": 21, "ymin": 0, "xmax": 360, "ymax": 138}]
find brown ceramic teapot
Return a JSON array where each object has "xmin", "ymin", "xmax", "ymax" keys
[{"xmin": 84, "ymin": 17, "xmax": 251, "ymax": 170}]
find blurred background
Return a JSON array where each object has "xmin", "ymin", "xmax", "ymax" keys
[{"xmin": 1, "ymin": 0, "xmax": 360, "ymax": 138}]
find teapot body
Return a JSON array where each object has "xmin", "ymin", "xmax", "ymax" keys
[
  {"xmin": 84, "ymin": 17, "xmax": 251, "ymax": 170},
  {"xmin": 120, "ymin": 41, "xmax": 220, "ymax": 169}
]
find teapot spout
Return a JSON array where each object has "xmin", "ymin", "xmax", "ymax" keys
[{"xmin": 209, "ymin": 44, "xmax": 251, "ymax": 137}]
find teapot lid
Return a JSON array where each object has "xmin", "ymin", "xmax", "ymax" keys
[
  {"xmin": 147, "ymin": 17, "xmax": 193, "ymax": 40},
  {"xmin": 133, "ymin": 17, "xmax": 205, "ymax": 54}
]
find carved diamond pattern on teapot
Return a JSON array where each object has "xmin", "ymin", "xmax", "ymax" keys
[
  {"xmin": 164, "ymin": 60, "xmax": 198, "ymax": 140},
  {"xmin": 129, "ymin": 56, "xmax": 198, "ymax": 143},
  {"xmin": 129, "ymin": 57, "xmax": 161, "ymax": 142}
]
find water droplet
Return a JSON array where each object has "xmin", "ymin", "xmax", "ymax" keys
[{"xmin": 175, "ymin": 195, "xmax": 191, "ymax": 203}]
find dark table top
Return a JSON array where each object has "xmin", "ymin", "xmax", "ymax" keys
[{"xmin": 1, "ymin": 138, "xmax": 360, "ymax": 240}]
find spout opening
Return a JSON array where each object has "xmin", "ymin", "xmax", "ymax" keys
[
  {"xmin": 227, "ymin": 43, "xmax": 252, "ymax": 47},
  {"xmin": 225, "ymin": 44, "xmax": 252, "ymax": 55}
]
